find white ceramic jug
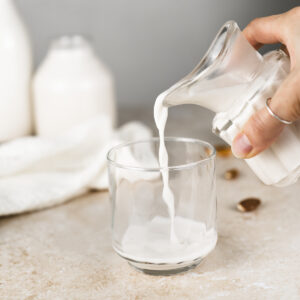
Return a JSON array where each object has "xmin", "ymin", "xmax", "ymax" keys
[
  {"xmin": 33, "ymin": 35, "xmax": 116, "ymax": 137},
  {"xmin": 0, "ymin": 0, "xmax": 32, "ymax": 141}
]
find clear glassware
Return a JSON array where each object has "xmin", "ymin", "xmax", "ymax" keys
[
  {"xmin": 159, "ymin": 21, "xmax": 300, "ymax": 187},
  {"xmin": 107, "ymin": 137, "xmax": 217, "ymax": 275}
]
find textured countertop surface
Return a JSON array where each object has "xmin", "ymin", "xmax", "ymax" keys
[{"xmin": 1, "ymin": 106, "xmax": 300, "ymax": 299}]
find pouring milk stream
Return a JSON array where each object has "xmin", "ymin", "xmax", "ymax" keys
[
  {"xmin": 154, "ymin": 20, "xmax": 300, "ymax": 242},
  {"xmin": 154, "ymin": 91, "xmax": 179, "ymax": 243}
]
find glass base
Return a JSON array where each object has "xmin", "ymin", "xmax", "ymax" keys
[{"xmin": 127, "ymin": 257, "xmax": 203, "ymax": 276}]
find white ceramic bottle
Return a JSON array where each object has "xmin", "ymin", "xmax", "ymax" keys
[
  {"xmin": 33, "ymin": 35, "xmax": 116, "ymax": 137},
  {"xmin": 0, "ymin": 0, "xmax": 32, "ymax": 141}
]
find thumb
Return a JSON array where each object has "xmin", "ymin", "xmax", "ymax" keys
[{"xmin": 232, "ymin": 73, "xmax": 300, "ymax": 158}]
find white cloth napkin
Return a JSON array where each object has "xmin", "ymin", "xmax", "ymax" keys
[{"xmin": 0, "ymin": 116, "xmax": 152, "ymax": 216}]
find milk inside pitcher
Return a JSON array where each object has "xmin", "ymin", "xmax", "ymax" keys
[{"xmin": 160, "ymin": 20, "xmax": 300, "ymax": 187}]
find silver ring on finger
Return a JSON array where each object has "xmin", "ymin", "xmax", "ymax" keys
[{"xmin": 265, "ymin": 98, "xmax": 293, "ymax": 125}]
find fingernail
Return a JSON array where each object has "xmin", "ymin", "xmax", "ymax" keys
[{"xmin": 232, "ymin": 133, "xmax": 253, "ymax": 158}]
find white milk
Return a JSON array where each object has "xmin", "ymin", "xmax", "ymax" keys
[
  {"xmin": 154, "ymin": 92, "xmax": 178, "ymax": 243},
  {"xmin": 116, "ymin": 91, "xmax": 217, "ymax": 265},
  {"xmin": 152, "ymin": 91, "xmax": 216, "ymax": 264},
  {"xmin": 120, "ymin": 216, "xmax": 217, "ymax": 264}
]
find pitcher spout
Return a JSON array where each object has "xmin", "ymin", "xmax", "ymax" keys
[{"xmin": 162, "ymin": 21, "xmax": 263, "ymax": 113}]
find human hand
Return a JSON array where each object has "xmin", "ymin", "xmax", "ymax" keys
[{"xmin": 232, "ymin": 7, "xmax": 300, "ymax": 158}]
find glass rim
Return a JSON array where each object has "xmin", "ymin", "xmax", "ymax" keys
[{"xmin": 107, "ymin": 137, "xmax": 216, "ymax": 172}]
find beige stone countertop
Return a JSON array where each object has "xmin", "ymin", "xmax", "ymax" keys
[{"xmin": 1, "ymin": 106, "xmax": 300, "ymax": 299}]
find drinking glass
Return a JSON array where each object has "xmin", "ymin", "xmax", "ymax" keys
[{"xmin": 107, "ymin": 137, "xmax": 217, "ymax": 275}]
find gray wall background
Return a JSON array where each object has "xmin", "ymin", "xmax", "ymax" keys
[{"xmin": 16, "ymin": 0, "xmax": 296, "ymax": 108}]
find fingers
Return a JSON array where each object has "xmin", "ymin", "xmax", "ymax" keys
[
  {"xmin": 243, "ymin": 8, "xmax": 300, "ymax": 70},
  {"xmin": 266, "ymin": 72, "xmax": 300, "ymax": 122},
  {"xmin": 231, "ymin": 108, "xmax": 285, "ymax": 158},
  {"xmin": 232, "ymin": 73, "xmax": 300, "ymax": 158},
  {"xmin": 232, "ymin": 8, "xmax": 300, "ymax": 158},
  {"xmin": 243, "ymin": 14, "xmax": 283, "ymax": 50}
]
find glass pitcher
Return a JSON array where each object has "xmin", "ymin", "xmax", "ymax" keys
[{"xmin": 159, "ymin": 20, "xmax": 300, "ymax": 187}]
